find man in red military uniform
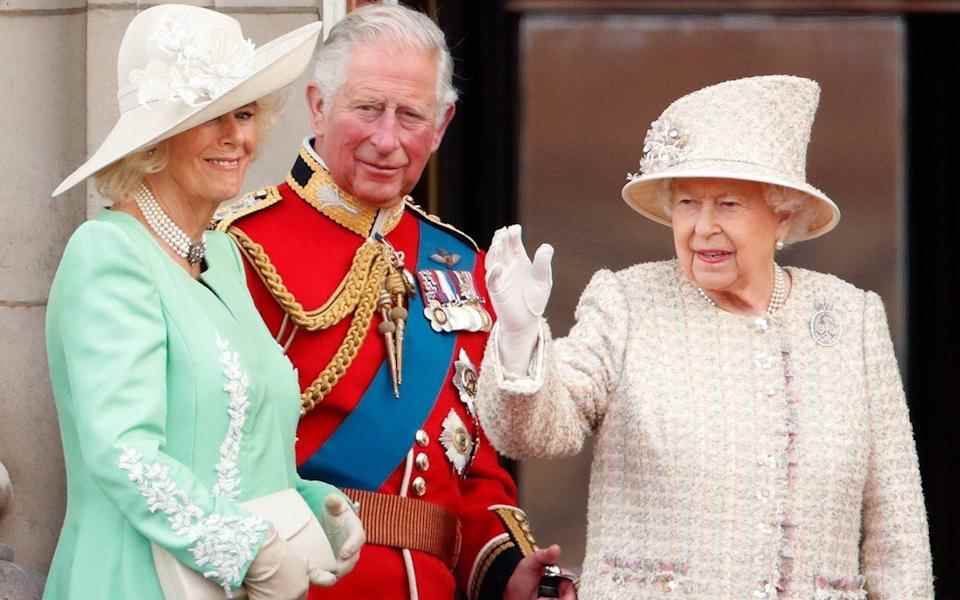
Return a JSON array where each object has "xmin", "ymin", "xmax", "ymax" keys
[{"xmin": 217, "ymin": 4, "xmax": 574, "ymax": 599}]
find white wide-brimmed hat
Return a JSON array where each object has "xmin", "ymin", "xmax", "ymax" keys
[
  {"xmin": 620, "ymin": 75, "xmax": 841, "ymax": 242},
  {"xmin": 53, "ymin": 3, "xmax": 323, "ymax": 197}
]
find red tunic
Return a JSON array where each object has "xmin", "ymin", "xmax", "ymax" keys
[{"xmin": 217, "ymin": 146, "xmax": 535, "ymax": 600}]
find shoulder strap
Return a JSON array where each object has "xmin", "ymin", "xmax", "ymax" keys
[
  {"xmin": 212, "ymin": 186, "xmax": 283, "ymax": 232},
  {"xmin": 404, "ymin": 199, "xmax": 480, "ymax": 252}
]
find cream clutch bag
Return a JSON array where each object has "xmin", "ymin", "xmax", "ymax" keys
[{"xmin": 151, "ymin": 488, "xmax": 336, "ymax": 600}]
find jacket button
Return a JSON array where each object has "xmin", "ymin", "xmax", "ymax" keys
[
  {"xmin": 412, "ymin": 476, "xmax": 427, "ymax": 496},
  {"xmin": 415, "ymin": 452, "xmax": 430, "ymax": 471},
  {"xmin": 416, "ymin": 430, "xmax": 429, "ymax": 447}
]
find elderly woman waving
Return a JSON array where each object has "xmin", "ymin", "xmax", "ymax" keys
[
  {"xmin": 44, "ymin": 5, "xmax": 363, "ymax": 599},
  {"xmin": 477, "ymin": 76, "xmax": 933, "ymax": 599}
]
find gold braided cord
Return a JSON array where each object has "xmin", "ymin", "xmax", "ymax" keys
[
  {"xmin": 300, "ymin": 257, "xmax": 387, "ymax": 413},
  {"xmin": 229, "ymin": 226, "xmax": 384, "ymax": 331},
  {"xmin": 227, "ymin": 225, "xmax": 397, "ymax": 414},
  {"xmin": 225, "ymin": 155, "xmax": 418, "ymax": 412}
]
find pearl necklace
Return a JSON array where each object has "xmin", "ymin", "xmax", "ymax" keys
[
  {"xmin": 697, "ymin": 263, "xmax": 787, "ymax": 320},
  {"xmin": 134, "ymin": 183, "xmax": 206, "ymax": 265}
]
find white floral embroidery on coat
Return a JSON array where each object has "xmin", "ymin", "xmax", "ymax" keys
[
  {"xmin": 212, "ymin": 335, "xmax": 252, "ymax": 500},
  {"xmin": 117, "ymin": 447, "xmax": 267, "ymax": 591}
]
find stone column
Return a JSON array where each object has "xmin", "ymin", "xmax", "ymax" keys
[
  {"xmin": 0, "ymin": 462, "xmax": 11, "ymax": 517},
  {"xmin": 0, "ymin": 0, "xmax": 332, "ymax": 582},
  {"xmin": 1, "ymin": 461, "xmax": 44, "ymax": 599},
  {"xmin": 0, "ymin": 0, "xmax": 86, "ymax": 580}
]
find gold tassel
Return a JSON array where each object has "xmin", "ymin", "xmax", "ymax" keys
[
  {"xmin": 385, "ymin": 269, "xmax": 409, "ymax": 383},
  {"xmin": 377, "ymin": 290, "xmax": 400, "ymax": 398}
]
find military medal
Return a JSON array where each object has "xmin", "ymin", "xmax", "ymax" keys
[
  {"xmin": 417, "ymin": 269, "xmax": 446, "ymax": 331},
  {"xmin": 447, "ymin": 350, "xmax": 482, "ymax": 477},
  {"xmin": 417, "ymin": 268, "xmax": 492, "ymax": 333},
  {"xmin": 439, "ymin": 409, "xmax": 475, "ymax": 477},
  {"xmin": 430, "ymin": 304, "xmax": 450, "ymax": 330},
  {"xmin": 444, "ymin": 304, "xmax": 472, "ymax": 332},
  {"xmin": 452, "ymin": 349, "xmax": 478, "ymax": 418}
]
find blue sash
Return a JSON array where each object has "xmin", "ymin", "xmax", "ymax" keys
[{"xmin": 298, "ymin": 220, "xmax": 474, "ymax": 489}]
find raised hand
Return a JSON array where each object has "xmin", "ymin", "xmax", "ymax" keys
[{"xmin": 485, "ymin": 225, "xmax": 554, "ymax": 373}]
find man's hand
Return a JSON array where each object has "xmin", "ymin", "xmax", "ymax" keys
[{"xmin": 504, "ymin": 545, "xmax": 577, "ymax": 600}]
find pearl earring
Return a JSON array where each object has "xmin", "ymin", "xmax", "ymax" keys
[{"xmin": 775, "ymin": 240, "xmax": 785, "ymax": 251}]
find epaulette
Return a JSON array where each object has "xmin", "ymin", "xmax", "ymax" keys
[
  {"xmin": 490, "ymin": 506, "xmax": 537, "ymax": 556},
  {"xmin": 212, "ymin": 186, "xmax": 282, "ymax": 232},
  {"xmin": 404, "ymin": 198, "xmax": 479, "ymax": 252}
]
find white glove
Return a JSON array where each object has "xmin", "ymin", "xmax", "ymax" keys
[
  {"xmin": 485, "ymin": 225, "xmax": 554, "ymax": 374},
  {"xmin": 244, "ymin": 528, "xmax": 309, "ymax": 600},
  {"xmin": 316, "ymin": 494, "xmax": 364, "ymax": 584}
]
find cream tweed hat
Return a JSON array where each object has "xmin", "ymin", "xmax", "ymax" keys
[
  {"xmin": 53, "ymin": 4, "xmax": 323, "ymax": 197},
  {"xmin": 621, "ymin": 75, "xmax": 841, "ymax": 242}
]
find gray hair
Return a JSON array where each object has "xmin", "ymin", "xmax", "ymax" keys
[
  {"xmin": 658, "ymin": 180, "xmax": 816, "ymax": 243},
  {"xmin": 763, "ymin": 184, "xmax": 816, "ymax": 243},
  {"xmin": 312, "ymin": 4, "xmax": 458, "ymax": 126}
]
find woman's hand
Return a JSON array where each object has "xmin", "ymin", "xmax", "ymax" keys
[
  {"xmin": 485, "ymin": 225, "xmax": 554, "ymax": 373},
  {"xmin": 318, "ymin": 494, "xmax": 365, "ymax": 582},
  {"xmin": 244, "ymin": 528, "xmax": 309, "ymax": 600}
]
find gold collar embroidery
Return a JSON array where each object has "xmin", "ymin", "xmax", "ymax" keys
[{"xmin": 285, "ymin": 145, "xmax": 404, "ymax": 238}]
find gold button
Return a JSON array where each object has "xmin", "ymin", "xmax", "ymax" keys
[
  {"xmin": 415, "ymin": 452, "xmax": 430, "ymax": 471},
  {"xmin": 412, "ymin": 476, "xmax": 427, "ymax": 496},
  {"xmin": 416, "ymin": 430, "xmax": 429, "ymax": 447}
]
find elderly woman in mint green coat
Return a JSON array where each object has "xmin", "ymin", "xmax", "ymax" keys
[{"xmin": 44, "ymin": 6, "xmax": 363, "ymax": 599}]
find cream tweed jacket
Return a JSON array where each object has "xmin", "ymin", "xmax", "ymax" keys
[{"xmin": 476, "ymin": 260, "xmax": 933, "ymax": 600}]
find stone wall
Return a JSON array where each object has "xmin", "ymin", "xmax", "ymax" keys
[{"xmin": 0, "ymin": 0, "xmax": 327, "ymax": 579}]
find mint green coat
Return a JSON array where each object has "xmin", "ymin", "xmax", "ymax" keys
[{"xmin": 44, "ymin": 210, "xmax": 338, "ymax": 599}]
